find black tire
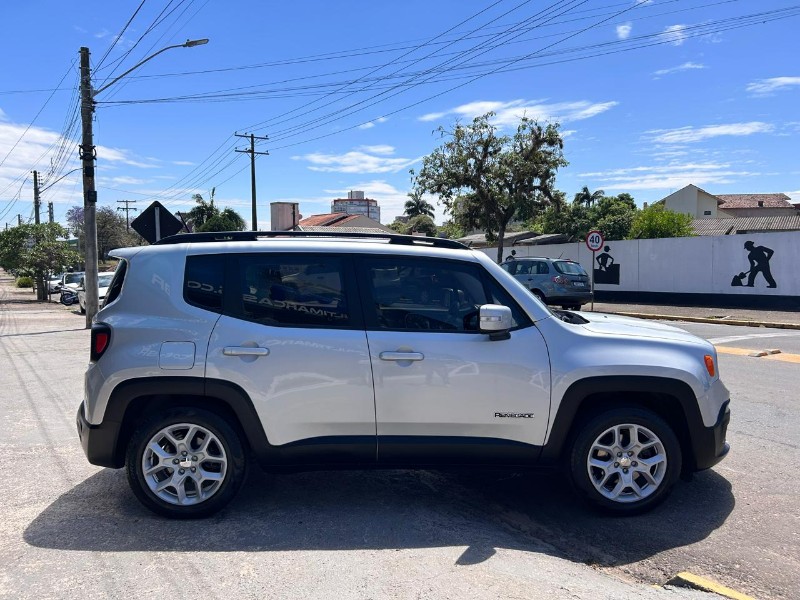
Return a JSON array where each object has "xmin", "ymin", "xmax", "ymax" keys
[
  {"xmin": 80, "ymin": 304, "xmax": 86, "ymax": 314},
  {"xmin": 126, "ymin": 407, "xmax": 247, "ymax": 519},
  {"xmin": 531, "ymin": 289, "xmax": 546, "ymax": 304},
  {"xmin": 568, "ymin": 407, "xmax": 681, "ymax": 515}
]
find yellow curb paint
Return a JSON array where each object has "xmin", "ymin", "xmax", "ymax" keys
[
  {"xmin": 715, "ymin": 345, "xmax": 800, "ymax": 364},
  {"xmin": 715, "ymin": 346, "xmax": 758, "ymax": 356},
  {"xmin": 763, "ymin": 352, "xmax": 800, "ymax": 364},
  {"xmin": 666, "ymin": 572, "xmax": 756, "ymax": 600}
]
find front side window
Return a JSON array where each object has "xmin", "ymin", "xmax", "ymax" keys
[
  {"xmin": 234, "ymin": 254, "xmax": 350, "ymax": 328},
  {"xmin": 363, "ymin": 257, "xmax": 529, "ymax": 332}
]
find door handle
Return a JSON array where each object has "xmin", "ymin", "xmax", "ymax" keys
[
  {"xmin": 379, "ymin": 351, "xmax": 424, "ymax": 362},
  {"xmin": 223, "ymin": 346, "xmax": 270, "ymax": 357}
]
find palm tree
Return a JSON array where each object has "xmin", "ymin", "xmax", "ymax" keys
[
  {"xmin": 187, "ymin": 193, "xmax": 217, "ymax": 230},
  {"xmin": 573, "ymin": 186, "xmax": 605, "ymax": 208},
  {"xmin": 404, "ymin": 191, "xmax": 435, "ymax": 218}
]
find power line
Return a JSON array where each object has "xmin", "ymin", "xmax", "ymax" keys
[{"xmin": 94, "ymin": 0, "xmax": 149, "ymax": 72}]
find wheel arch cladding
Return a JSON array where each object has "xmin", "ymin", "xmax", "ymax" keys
[
  {"xmin": 104, "ymin": 377, "xmax": 270, "ymax": 468},
  {"xmin": 541, "ymin": 376, "xmax": 702, "ymax": 470}
]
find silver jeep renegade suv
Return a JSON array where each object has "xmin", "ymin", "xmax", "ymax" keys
[{"xmin": 77, "ymin": 231, "xmax": 730, "ymax": 518}]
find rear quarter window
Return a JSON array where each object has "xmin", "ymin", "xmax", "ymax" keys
[
  {"xmin": 184, "ymin": 254, "xmax": 225, "ymax": 312},
  {"xmin": 103, "ymin": 260, "xmax": 127, "ymax": 307}
]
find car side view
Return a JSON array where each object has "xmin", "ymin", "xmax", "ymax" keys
[
  {"xmin": 500, "ymin": 257, "xmax": 592, "ymax": 309},
  {"xmin": 77, "ymin": 231, "xmax": 730, "ymax": 519}
]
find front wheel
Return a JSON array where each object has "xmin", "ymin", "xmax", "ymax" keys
[
  {"xmin": 126, "ymin": 408, "xmax": 247, "ymax": 518},
  {"xmin": 568, "ymin": 407, "xmax": 681, "ymax": 515}
]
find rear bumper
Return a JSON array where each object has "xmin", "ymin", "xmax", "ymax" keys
[
  {"xmin": 76, "ymin": 402, "xmax": 124, "ymax": 468},
  {"xmin": 691, "ymin": 400, "xmax": 730, "ymax": 471},
  {"xmin": 546, "ymin": 292, "xmax": 593, "ymax": 305}
]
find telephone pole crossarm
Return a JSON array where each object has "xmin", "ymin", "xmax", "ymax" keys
[{"xmin": 235, "ymin": 132, "xmax": 269, "ymax": 231}]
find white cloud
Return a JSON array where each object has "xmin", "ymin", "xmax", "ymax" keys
[
  {"xmin": 746, "ymin": 77, "xmax": 800, "ymax": 95},
  {"xmin": 172, "ymin": 160, "xmax": 195, "ymax": 166},
  {"xmin": 357, "ymin": 116, "xmax": 388, "ymax": 130},
  {"xmin": 662, "ymin": 24, "xmax": 687, "ymax": 46},
  {"xmin": 0, "ymin": 108, "xmax": 7, "ymax": 122},
  {"xmin": 785, "ymin": 190, "xmax": 800, "ymax": 203},
  {"xmin": 648, "ymin": 122, "xmax": 773, "ymax": 144},
  {"xmin": 653, "ymin": 62, "xmax": 706, "ymax": 77},
  {"xmin": 579, "ymin": 162, "xmax": 759, "ymax": 191},
  {"xmin": 293, "ymin": 147, "xmax": 419, "ymax": 174},
  {"xmin": 616, "ymin": 23, "xmax": 632, "ymax": 40},
  {"xmin": 418, "ymin": 99, "xmax": 617, "ymax": 126},
  {"xmin": 357, "ymin": 145, "xmax": 394, "ymax": 155}
]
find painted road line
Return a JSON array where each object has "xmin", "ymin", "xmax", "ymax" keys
[
  {"xmin": 666, "ymin": 572, "xmax": 755, "ymax": 600},
  {"xmin": 707, "ymin": 332, "xmax": 797, "ymax": 344},
  {"xmin": 715, "ymin": 345, "xmax": 800, "ymax": 364}
]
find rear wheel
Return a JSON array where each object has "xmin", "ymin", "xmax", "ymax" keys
[
  {"xmin": 531, "ymin": 289, "xmax": 546, "ymax": 304},
  {"xmin": 568, "ymin": 407, "xmax": 681, "ymax": 514},
  {"xmin": 126, "ymin": 407, "xmax": 247, "ymax": 519}
]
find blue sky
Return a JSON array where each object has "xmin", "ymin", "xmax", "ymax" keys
[{"xmin": 1, "ymin": 0, "xmax": 799, "ymax": 229}]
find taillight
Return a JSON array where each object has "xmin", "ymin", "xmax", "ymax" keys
[
  {"xmin": 552, "ymin": 275, "xmax": 569, "ymax": 285},
  {"xmin": 90, "ymin": 323, "xmax": 111, "ymax": 362}
]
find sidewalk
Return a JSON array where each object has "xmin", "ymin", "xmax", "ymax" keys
[{"xmin": 589, "ymin": 301, "xmax": 800, "ymax": 329}]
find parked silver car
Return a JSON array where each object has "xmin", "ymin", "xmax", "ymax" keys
[{"xmin": 500, "ymin": 257, "xmax": 591, "ymax": 309}]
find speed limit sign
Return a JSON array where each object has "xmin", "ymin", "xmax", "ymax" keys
[{"xmin": 586, "ymin": 230, "xmax": 604, "ymax": 252}]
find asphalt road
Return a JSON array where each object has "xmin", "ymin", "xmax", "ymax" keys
[{"xmin": 2, "ymin": 283, "xmax": 797, "ymax": 599}]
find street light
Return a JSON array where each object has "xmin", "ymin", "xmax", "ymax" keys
[{"xmin": 79, "ymin": 39, "xmax": 209, "ymax": 328}]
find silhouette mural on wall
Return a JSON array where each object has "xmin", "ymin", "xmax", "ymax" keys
[
  {"xmin": 594, "ymin": 245, "xmax": 620, "ymax": 285},
  {"xmin": 731, "ymin": 241, "xmax": 777, "ymax": 288}
]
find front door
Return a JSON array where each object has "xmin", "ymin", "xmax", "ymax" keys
[{"xmin": 357, "ymin": 256, "xmax": 551, "ymax": 466}]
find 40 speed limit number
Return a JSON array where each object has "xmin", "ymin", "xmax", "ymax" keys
[{"xmin": 586, "ymin": 230, "xmax": 604, "ymax": 252}]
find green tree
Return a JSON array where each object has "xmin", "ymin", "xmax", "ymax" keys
[
  {"xmin": 627, "ymin": 204, "xmax": 694, "ymax": 239},
  {"xmin": 573, "ymin": 185, "xmax": 605, "ymax": 207},
  {"xmin": 536, "ymin": 193, "xmax": 638, "ymax": 241},
  {"xmin": 415, "ymin": 112, "xmax": 567, "ymax": 262},
  {"xmin": 66, "ymin": 205, "xmax": 140, "ymax": 259},
  {"xmin": 387, "ymin": 220, "xmax": 408, "ymax": 234},
  {"xmin": 187, "ymin": 193, "xmax": 217, "ymax": 230},
  {"xmin": 437, "ymin": 219, "xmax": 465, "ymax": 239},
  {"xmin": 0, "ymin": 223, "xmax": 79, "ymax": 299},
  {"xmin": 406, "ymin": 215, "xmax": 437, "ymax": 237},
  {"xmin": 197, "ymin": 208, "xmax": 247, "ymax": 232},
  {"xmin": 403, "ymin": 190, "xmax": 435, "ymax": 218}
]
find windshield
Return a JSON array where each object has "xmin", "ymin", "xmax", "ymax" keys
[
  {"xmin": 65, "ymin": 273, "xmax": 83, "ymax": 285},
  {"xmin": 98, "ymin": 274, "xmax": 115, "ymax": 287},
  {"xmin": 554, "ymin": 261, "xmax": 587, "ymax": 276}
]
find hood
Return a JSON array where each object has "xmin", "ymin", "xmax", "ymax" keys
[{"xmin": 578, "ymin": 312, "xmax": 710, "ymax": 347}]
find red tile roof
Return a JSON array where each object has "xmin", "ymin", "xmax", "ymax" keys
[
  {"xmin": 716, "ymin": 193, "xmax": 793, "ymax": 209},
  {"xmin": 298, "ymin": 213, "xmax": 359, "ymax": 227}
]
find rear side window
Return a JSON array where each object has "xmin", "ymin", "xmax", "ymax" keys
[
  {"xmin": 103, "ymin": 260, "xmax": 127, "ymax": 307},
  {"xmin": 184, "ymin": 254, "xmax": 225, "ymax": 312},
  {"xmin": 233, "ymin": 254, "xmax": 351, "ymax": 328}
]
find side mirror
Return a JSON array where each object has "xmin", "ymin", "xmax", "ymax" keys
[{"xmin": 479, "ymin": 304, "xmax": 512, "ymax": 341}]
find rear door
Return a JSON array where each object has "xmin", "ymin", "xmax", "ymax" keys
[{"xmin": 203, "ymin": 252, "xmax": 376, "ymax": 464}]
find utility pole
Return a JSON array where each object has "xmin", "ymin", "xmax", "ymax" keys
[
  {"xmin": 235, "ymin": 132, "xmax": 269, "ymax": 231},
  {"xmin": 17, "ymin": 214, "xmax": 22, "ymax": 226},
  {"xmin": 79, "ymin": 46, "xmax": 99, "ymax": 328},
  {"xmin": 32, "ymin": 170, "xmax": 45, "ymax": 300},
  {"xmin": 33, "ymin": 170, "xmax": 41, "ymax": 224},
  {"xmin": 48, "ymin": 202, "xmax": 54, "ymax": 223},
  {"xmin": 116, "ymin": 199, "xmax": 137, "ymax": 231}
]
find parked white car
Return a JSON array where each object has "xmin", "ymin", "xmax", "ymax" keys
[
  {"xmin": 77, "ymin": 273, "xmax": 115, "ymax": 315},
  {"xmin": 77, "ymin": 231, "xmax": 730, "ymax": 519}
]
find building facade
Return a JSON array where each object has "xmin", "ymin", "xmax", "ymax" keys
[{"xmin": 331, "ymin": 190, "xmax": 381, "ymax": 223}]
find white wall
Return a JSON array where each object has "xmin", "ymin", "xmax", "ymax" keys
[{"xmin": 484, "ymin": 231, "xmax": 800, "ymax": 296}]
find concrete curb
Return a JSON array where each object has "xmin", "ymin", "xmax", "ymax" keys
[
  {"xmin": 666, "ymin": 572, "xmax": 755, "ymax": 600},
  {"xmin": 601, "ymin": 311, "xmax": 800, "ymax": 330}
]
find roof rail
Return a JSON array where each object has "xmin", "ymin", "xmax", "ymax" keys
[{"xmin": 153, "ymin": 230, "xmax": 469, "ymax": 250}]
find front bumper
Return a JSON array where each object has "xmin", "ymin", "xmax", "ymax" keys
[
  {"xmin": 76, "ymin": 402, "xmax": 124, "ymax": 468},
  {"xmin": 691, "ymin": 400, "xmax": 730, "ymax": 471}
]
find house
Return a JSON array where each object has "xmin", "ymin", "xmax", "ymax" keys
[
  {"xmin": 661, "ymin": 184, "xmax": 797, "ymax": 219},
  {"xmin": 715, "ymin": 193, "xmax": 797, "ymax": 217}
]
